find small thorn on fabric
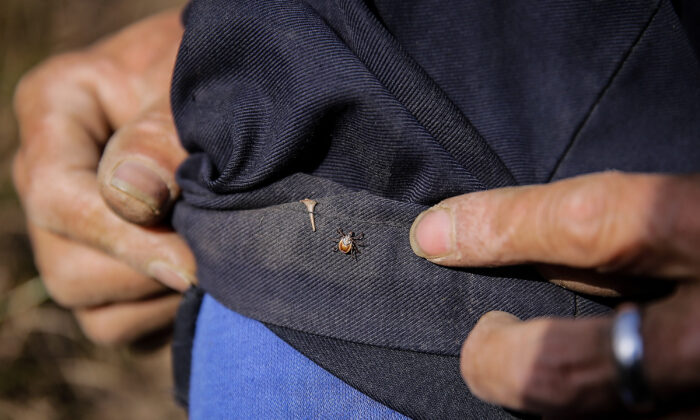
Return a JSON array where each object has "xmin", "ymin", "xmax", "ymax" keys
[{"xmin": 299, "ymin": 198, "xmax": 318, "ymax": 231}]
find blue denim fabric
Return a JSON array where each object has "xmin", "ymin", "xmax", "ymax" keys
[{"xmin": 189, "ymin": 294, "xmax": 407, "ymax": 419}]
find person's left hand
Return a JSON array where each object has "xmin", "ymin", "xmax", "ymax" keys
[{"xmin": 410, "ymin": 171, "xmax": 700, "ymax": 417}]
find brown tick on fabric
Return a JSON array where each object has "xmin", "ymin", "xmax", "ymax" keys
[{"xmin": 334, "ymin": 228, "xmax": 365, "ymax": 260}]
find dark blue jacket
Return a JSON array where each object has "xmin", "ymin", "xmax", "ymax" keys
[{"xmin": 170, "ymin": 1, "xmax": 700, "ymax": 418}]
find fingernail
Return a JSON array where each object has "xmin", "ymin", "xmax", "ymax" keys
[
  {"xmin": 110, "ymin": 160, "xmax": 169, "ymax": 215},
  {"xmin": 410, "ymin": 207, "xmax": 454, "ymax": 259},
  {"xmin": 148, "ymin": 261, "xmax": 195, "ymax": 290}
]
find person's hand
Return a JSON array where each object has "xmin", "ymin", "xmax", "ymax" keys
[
  {"xmin": 12, "ymin": 9, "xmax": 195, "ymax": 345},
  {"xmin": 410, "ymin": 171, "xmax": 700, "ymax": 417}
]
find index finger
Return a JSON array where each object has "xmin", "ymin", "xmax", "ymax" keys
[{"xmin": 409, "ymin": 172, "xmax": 700, "ymax": 278}]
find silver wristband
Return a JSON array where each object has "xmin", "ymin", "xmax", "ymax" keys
[{"xmin": 611, "ymin": 305, "xmax": 653, "ymax": 411}]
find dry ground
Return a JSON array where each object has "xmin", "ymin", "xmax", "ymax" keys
[{"xmin": 0, "ymin": 1, "xmax": 187, "ymax": 419}]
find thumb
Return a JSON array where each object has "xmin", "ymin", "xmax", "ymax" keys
[{"xmin": 98, "ymin": 98, "xmax": 186, "ymax": 225}]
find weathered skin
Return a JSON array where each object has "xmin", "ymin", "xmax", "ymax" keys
[
  {"xmin": 12, "ymin": 9, "xmax": 194, "ymax": 345},
  {"xmin": 13, "ymin": 5, "xmax": 700, "ymax": 418},
  {"xmin": 411, "ymin": 172, "xmax": 700, "ymax": 417}
]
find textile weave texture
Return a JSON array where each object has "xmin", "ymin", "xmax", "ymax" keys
[{"xmin": 171, "ymin": 0, "xmax": 700, "ymax": 418}]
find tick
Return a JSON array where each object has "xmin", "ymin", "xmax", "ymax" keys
[{"xmin": 334, "ymin": 228, "xmax": 365, "ymax": 260}]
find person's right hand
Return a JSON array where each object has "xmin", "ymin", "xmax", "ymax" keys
[
  {"xmin": 410, "ymin": 172, "xmax": 700, "ymax": 417},
  {"xmin": 12, "ymin": 9, "xmax": 195, "ymax": 345}
]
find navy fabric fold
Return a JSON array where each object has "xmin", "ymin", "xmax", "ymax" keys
[
  {"xmin": 171, "ymin": 0, "xmax": 514, "ymax": 207},
  {"xmin": 173, "ymin": 175, "xmax": 613, "ymax": 356},
  {"xmin": 170, "ymin": 0, "xmax": 700, "ymax": 418}
]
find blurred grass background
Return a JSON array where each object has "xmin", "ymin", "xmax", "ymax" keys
[{"xmin": 0, "ymin": 1, "xmax": 186, "ymax": 419}]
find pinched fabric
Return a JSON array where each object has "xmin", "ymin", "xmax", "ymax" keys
[{"xmin": 170, "ymin": 0, "xmax": 700, "ymax": 418}]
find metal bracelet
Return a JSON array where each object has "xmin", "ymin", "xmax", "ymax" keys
[{"xmin": 611, "ymin": 305, "xmax": 654, "ymax": 411}]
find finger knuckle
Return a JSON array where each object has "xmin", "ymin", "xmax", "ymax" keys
[
  {"xmin": 677, "ymin": 331, "xmax": 700, "ymax": 373},
  {"xmin": 551, "ymin": 171, "xmax": 657, "ymax": 268},
  {"xmin": 13, "ymin": 74, "xmax": 36, "ymax": 113},
  {"xmin": 11, "ymin": 153, "xmax": 26, "ymax": 196},
  {"xmin": 120, "ymin": 112, "xmax": 178, "ymax": 147},
  {"xmin": 459, "ymin": 318, "xmax": 503, "ymax": 400},
  {"xmin": 506, "ymin": 319, "xmax": 589, "ymax": 410},
  {"xmin": 22, "ymin": 169, "xmax": 57, "ymax": 226},
  {"xmin": 39, "ymin": 52, "xmax": 90, "ymax": 76},
  {"xmin": 22, "ymin": 168, "xmax": 76, "ymax": 230},
  {"xmin": 673, "ymin": 291, "xmax": 700, "ymax": 370},
  {"xmin": 644, "ymin": 175, "xmax": 700, "ymax": 255},
  {"xmin": 522, "ymin": 356, "xmax": 582, "ymax": 410},
  {"xmin": 586, "ymin": 173, "xmax": 661, "ymax": 271},
  {"xmin": 132, "ymin": 110, "xmax": 174, "ymax": 130},
  {"xmin": 42, "ymin": 280, "xmax": 75, "ymax": 308},
  {"xmin": 14, "ymin": 52, "xmax": 83, "ymax": 106},
  {"xmin": 555, "ymin": 179, "xmax": 614, "ymax": 260},
  {"xmin": 14, "ymin": 52, "xmax": 97, "ymax": 125},
  {"xmin": 459, "ymin": 335, "xmax": 478, "ymax": 383},
  {"xmin": 77, "ymin": 313, "xmax": 130, "ymax": 346},
  {"xmin": 38, "ymin": 262, "xmax": 80, "ymax": 308}
]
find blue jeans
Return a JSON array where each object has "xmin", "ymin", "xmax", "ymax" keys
[{"xmin": 189, "ymin": 294, "xmax": 407, "ymax": 419}]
